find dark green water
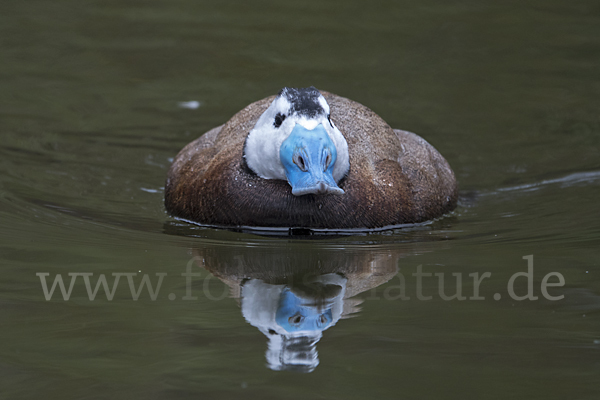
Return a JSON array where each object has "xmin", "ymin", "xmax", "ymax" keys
[{"xmin": 1, "ymin": 0, "xmax": 599, "ymax": 398}]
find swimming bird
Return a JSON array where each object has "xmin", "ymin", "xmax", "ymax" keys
[{"xmin": 165, "ymin": 87, "xmax": 457, "ymax": 230}]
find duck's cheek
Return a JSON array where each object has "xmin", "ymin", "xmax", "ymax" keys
[{"xmin": 280, "ymin": 124, "xmax": 345, "ymax": 196}]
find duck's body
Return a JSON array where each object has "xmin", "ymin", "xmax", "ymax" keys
[{"xmin": 165, "ymin": 88, "xmax": 457, "ymax": 230}]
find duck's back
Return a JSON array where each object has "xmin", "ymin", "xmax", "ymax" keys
[{"xmin": 165, "ymin": 92, "xmax": 457, "ymax": 230}]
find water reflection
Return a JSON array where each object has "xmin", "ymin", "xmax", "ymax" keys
[
  {"xmin": 192, "ymin": 241, "xmax": 401, "ymax": 372},
  {"xmin": 240, "ymin": 274, "xmax": 344, "ymax": 372}
]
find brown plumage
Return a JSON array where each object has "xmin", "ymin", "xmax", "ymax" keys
[{"xmin": 165, "ymin": 90, "xmax": 457, "ymax": 230}]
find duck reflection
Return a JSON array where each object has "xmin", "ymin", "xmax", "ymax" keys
[
  {"xmin": 192, "ymin": 242, "xmax": 401, "ymax": 372},
  {"xmin": 241, "ymin": 273, "xmax": 345, "ymax": 372}
]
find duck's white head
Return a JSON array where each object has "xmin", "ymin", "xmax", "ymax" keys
[{"xmin": 244, "ymin": 87, "xmax": 349, "ymax": 196}]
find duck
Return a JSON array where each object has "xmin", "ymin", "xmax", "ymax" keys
[{"xmin": 165, "ymin": 87, "xmax": 457, "ymax": 230}]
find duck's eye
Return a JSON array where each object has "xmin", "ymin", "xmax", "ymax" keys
[
  {"xmin": 289, "ymin": 313, "xmax": 304, "ymax": 326},
  {"xmin": 319, "ymin": 314, "xmax": 328, "ymax": 324},
  {"xmin": 327, "ymin": 114, "xmax": 333, "ymax": 128},
  {"xmin": 274, "ymin": 113, "xmax": 286, "ymax": 128},
  {"xmin": 293, "ymin": 153, "xmax": 307, "ymax": 172}
]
